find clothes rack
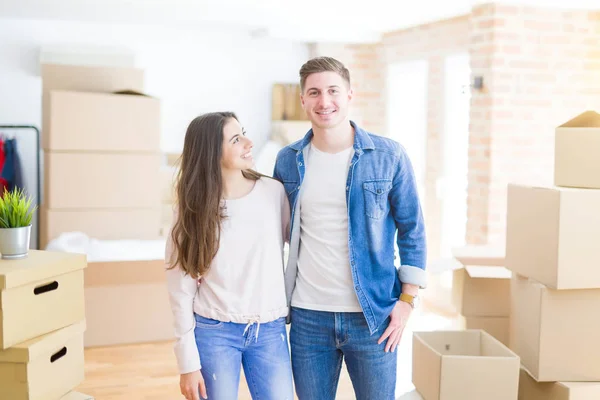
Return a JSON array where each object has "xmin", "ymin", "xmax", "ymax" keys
[{"xmin": 0, "ymin": 125, "xmax": 41, "ymax": 248}]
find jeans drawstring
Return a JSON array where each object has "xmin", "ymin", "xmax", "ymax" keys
[{"xmin": 243, "ymin": 317, "xmax": 261, "ymax": 343}]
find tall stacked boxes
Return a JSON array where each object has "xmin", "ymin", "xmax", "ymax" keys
[
  {"xmin": 0, "ymin": 250, "xmax": 94, "ymax": 399},
  {"xmin": 505, "ymin": 111, "xmax": 600, "ymax": 398},
  {"xmin": 39, "ymin": 63, "xmax": 162, "ymax": 247}
]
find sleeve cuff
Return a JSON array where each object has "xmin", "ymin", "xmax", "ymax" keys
[
  {"xmin": 398, "ymin": 264, "xmax": 428, "ymax": 289},
  {"xmin": 174, "ymin": 331, "xmax": 202, "ymax": 374}
]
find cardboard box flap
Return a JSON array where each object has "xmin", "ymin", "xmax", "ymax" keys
[
  {"xmin": 0, "ymin": 250, "xmax": 86, "ymax": 290},
  {"xmin": 559, "ymin": 110, "xmax": 600, "ymax": 128},
  {"xmin": 465, "ymin": 266, "xmax": 511, "ymax": 279},
  {"xmin": 0, "ymin": 320, "xmax": 85, "ymax": 363},
  {"xmin": 113, "ymin": 89, "xmax": 155, "ymax": 98},
  {"xmin": 60, "ymin": 391, "xmax": 95, "ymax": 400},
  {"xmin": 452, "ymin": 245, "xmax": 505, "ymax": 267}
]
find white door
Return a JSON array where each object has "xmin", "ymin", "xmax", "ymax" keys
[
  {"xmin": 386, "ymin": 60, "xmax": 429, "ymax": 206},
  {"xmin": 439, "ymin": 53, "xmax": 471, "ymax": 258}
]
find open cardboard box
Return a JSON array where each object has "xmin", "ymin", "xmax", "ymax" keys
[
  {"xmin": 452, "ymin": 266, "xmax": 511, "ymax": 317},
  {"xmin": 451, "ymin": 245, "xmax": 505, "ymax": 267},
  {"xmin": 412, "ymin": 330, "xmax": 519, "ymax": 400}
]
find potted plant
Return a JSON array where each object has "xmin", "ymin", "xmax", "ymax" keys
[{"xmin": 0, "ymin": 187, "xmax": 37, "ymax": 259}]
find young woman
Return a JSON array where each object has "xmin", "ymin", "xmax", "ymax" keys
[{"xmin": 165, "ymin": 112, "xmax": 293, "ymax": 400}]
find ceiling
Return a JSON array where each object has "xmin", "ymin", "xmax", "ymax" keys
[{"xmin": 1, "ymin": 0, "xmax": 599, "ymax": 43}]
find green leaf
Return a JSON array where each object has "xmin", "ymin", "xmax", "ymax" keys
[{"xmin": 0, "ymin": 187, "xmax": 37, "ymax": 228}]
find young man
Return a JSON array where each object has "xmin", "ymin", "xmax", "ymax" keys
[{"xmin": 273, "ymin": 56, "xmax": 427, "ymax": 400}]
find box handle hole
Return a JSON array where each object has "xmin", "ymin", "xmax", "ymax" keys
[
  {"xmin": 33, "ymin": 281, "xmax": 59, "ymax": 295},
  {"xmin": 50, "ymin": 347, "xmax": 67, "ymax": 363}
]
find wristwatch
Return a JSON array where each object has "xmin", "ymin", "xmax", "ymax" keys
[{"xmin": 399, "ymin": 293, "xmax": 418, "ymax": 309}]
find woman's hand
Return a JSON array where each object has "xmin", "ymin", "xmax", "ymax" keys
[{"xmin": 180, "ymin": 370, "xmax": 207, "ymax": 400}]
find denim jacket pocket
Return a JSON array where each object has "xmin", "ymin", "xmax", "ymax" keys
[
  {"xmin": 363, "ymin": 180, "xmax": 393, "ymax": 220},
  {"xmin": 194, "ymin": 314, "xmax": 224, "ymax": 329}
]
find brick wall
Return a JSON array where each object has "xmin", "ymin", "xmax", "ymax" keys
[
  {"xmin": 313, "ymin": 17, "xmax": 470, "ymax": 261},
  {"xmin": 309, "ymin": 43, "xmax": 386, "ymax": 133},
  {"xmin": 382, "ymin": 17, "xmax": 470, "ymax": 261},
  {"xmin": 469, "ymin": 4, "xmax": 600, "ymax": 246},
  {"xmin": 314, "ymin": 3, "xmax": 600, "ymax": 259}
]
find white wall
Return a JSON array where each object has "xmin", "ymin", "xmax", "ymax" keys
[
  {"xmin": 0, "ymin": 17, "xmax": 310, "ymax": 154},
  {"xmin": 0, "ymin": 17, "xmax": 308, "ymax": 249}
]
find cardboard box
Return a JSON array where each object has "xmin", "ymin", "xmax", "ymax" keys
[
  {"xmin": 41, "ymin": 63, "xmax": 144, "ymax": 96},
  {"xmin": 505, "ymin": 184, "xmax": 600, "ymax": 289},
  {"xmin": 40, "ymin": 207, "xmax": 161, "ymax": 248},
  {"xmin": 0, "ymin": 250, "xmax": 86, "ymax": 349},
  {"xmin": 554, "ymin": 111, "xmax": 600, "ymax": 189},
  {"xmin": 43, "ymin": 152, "xmax": 161, "ymax": 209},
  {"xmin": 452, "ymin": 266, "xmax": 511, "ymax": 317},
  {"xmin": 412, "ymin": 330, "xmax": 519, "ymax": 400},
  {"xmin": 42, "ymin": 64, "xmax": 145, "ymax": 148},
  {"xmin": 452, "ymin": 245, "xmax": 505, "ymax": 267},
  {"xmin": 60, "ymin": 392, "xmax": 94, "ymax": 400},
  {"xmin": 83, "ymin": 260, "xmax": 174, "ymax": 347},
  {"xmin": 518, "ymin": 367, "xmax": 600, "ymax": 400},
  {"xmin": 271, "ymin": 83, "xmax": 286, "ymax": 120},
  {"xmin": 463, "ymin": 316, "xmax": 509, "ymax": 346},
  {"xmin": 0, "ymin": 320, "xmax": 85, "ymax": 400},
  {"xmin": 271, "ymin": 83, "xmax": 306, "ymax": 121},
  {"xmin": 510, "ymin": 274, "xmax": 600, "ymax": 381},
  {"xmin": 45, "ymin": 90, "xmax": 160, "ymax": 152}
]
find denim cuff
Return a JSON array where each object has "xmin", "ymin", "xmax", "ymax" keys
[{"xmin": 398, "ymin": 265, "xmax": 427, "ymax": 289}]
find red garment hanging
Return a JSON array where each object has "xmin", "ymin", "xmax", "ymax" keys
[{"xmin": 0, "ymin": 139, "xmax": 7, "ymax": 194}]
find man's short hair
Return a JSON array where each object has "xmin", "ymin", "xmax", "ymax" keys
[{"xmin": 299, "ymin": 56, "xmax": 351, "ymax": 92}]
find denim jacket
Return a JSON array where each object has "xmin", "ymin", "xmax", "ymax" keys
[{"xmin": 273, "ymin": 121, "xmax": 427, "ymax": 334}]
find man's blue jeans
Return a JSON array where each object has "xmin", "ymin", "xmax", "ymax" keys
[
  {"xmin": 290, "ymin": 307, "xmax": 397, "ymax": 400},
  {"xmin": 194, "ymin": 314, "xmax": 294, "ymax": 400}
]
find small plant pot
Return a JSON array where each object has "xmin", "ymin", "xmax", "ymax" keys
[{"xmin": 0, "ymin": 225, "xmax": 31, "ymax": 259}]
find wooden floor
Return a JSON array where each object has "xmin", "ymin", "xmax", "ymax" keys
[{"xmin": 75, "ymin": 340, "xmax": 357, "ymax": 400}]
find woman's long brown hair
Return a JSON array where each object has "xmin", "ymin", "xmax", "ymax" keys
[{"xmin": 168, "ymin": 112, "xmax": 261, "ymax": 278}]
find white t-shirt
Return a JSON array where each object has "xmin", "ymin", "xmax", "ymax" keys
[
  {"xmin": 292, "ymin": 145, "xmax": 362, "ymax": 312},
  {"xmin": 166, "ymin": 177, "xmax": 290, "ymax": 374}
]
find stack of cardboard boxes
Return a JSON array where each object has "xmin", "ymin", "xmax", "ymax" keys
[
  {"xmin": 407, "ymin": 252, "xmax": 520, "ymax": 400},
  {"xmin": 451, "ymin": 246, "xmax": 511, "ymax": 346},
  {"xmin": 506, "ymin": 111, "xmax": 600, "ymax": 399},
  {"xmin": 39, "ymin": 63, "xmax": 162, "ymax": 248},
  {"xmin": 0, "ymin": 250, "xmax": 93, "ymax": 399}
]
